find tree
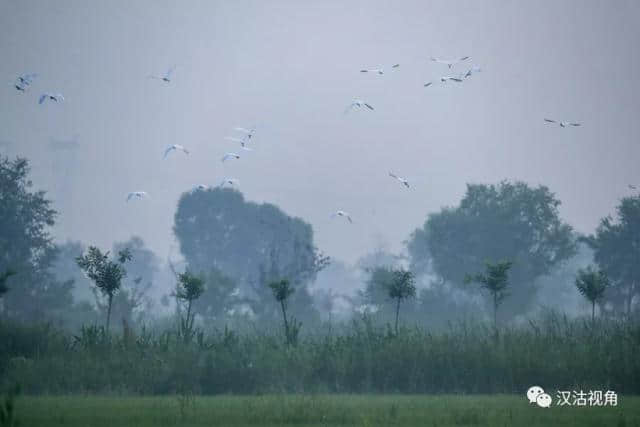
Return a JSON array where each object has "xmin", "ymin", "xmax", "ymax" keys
[
  {"xmin": 174, "ymin": 188, "xmax": 328, "ymax": 320},
  {"xmin": 192, "ymin": 268, "xmax": 237, "ymax": 324},
  {"xmin": 587, "ymin": 196, "xmax": 640, "ymax": 318},
  {"xmin": 76, "ymin": 247, "xmax": 132, "ymax": 331},
  {"xmin": 268, "ymin": 279, "xmax": 298, "ymax": 345},
  {"xmin": 0, "ymin": 156, "xmax": 71, "ymax": 321},
  {"xmin": 575, "ymin": 266, "xmax": 609, "ymax": 322},
  {"xmin": 175, "ymin": 271, "xmax": 205, "ymax": 342},
  {"xmin": 387, "ymin": 269, "xmax": 416, "ymax": 335},
  {"xmin": 465, "ymin": 261, "xmax": 513, "ymax": 329},
  {"xmin": 407, "ymin": 181, "xmax": 575, "ymax": 319}
]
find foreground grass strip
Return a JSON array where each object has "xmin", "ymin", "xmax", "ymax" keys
[{"xmin": 16, "ymin": 394, "xmax": 639, "ymax": 427}]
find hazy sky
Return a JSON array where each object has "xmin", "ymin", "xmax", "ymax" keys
[{"xmin": 1, "ymin": 0, "xmax": 639, "ymax": 264}]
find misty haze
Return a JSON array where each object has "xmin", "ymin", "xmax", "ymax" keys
[{"xmin": 1, "ymin": 1, "xmax": 639, "ymax": 426}]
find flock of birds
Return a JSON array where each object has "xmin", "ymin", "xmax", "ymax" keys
[{"xmin": 11, "ymin": 54, "xmax": 604, "ymax": 226}]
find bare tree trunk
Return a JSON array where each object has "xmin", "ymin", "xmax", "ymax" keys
[
  {"xmin": 106, "ymin": 293, "xmax": 113, "ymax": 333},
  {"xmin": 395, "ymin": 297, "xmax": 401, "ymax": 335},
  {"xmin": 493, "ymin": 292, "xmax": 498, "ymax": 331},
  {"xmin": 280, "ymin": 300, "xmax": 290, "ymax": 344}
]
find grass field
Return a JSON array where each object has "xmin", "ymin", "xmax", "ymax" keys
[{"xmin": 13, "ymin": 394, "xmax": 638, "ymax": 426}]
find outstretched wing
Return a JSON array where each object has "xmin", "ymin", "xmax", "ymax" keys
[
  {"xmin": 364, "ymin": 103, "xmax": 374, "ymax": 110},
  {"xmin": 544, "ymin": 118, "xmax": 556, "ymax": 123}
]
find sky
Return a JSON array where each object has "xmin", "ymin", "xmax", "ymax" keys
[{"xmin": 1, "ymin": 0, "xmax": 639, "ymax": 265}]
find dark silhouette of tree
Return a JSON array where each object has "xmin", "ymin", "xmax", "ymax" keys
[
  {"xmin": 173, "ymin": 189, "xmax": 328, "ymax": 319},
  {"xmin": 175, "ymin": 271, "xmax": 205, "ymax": 342},
  {"xmin": 465, "ymin": 261, "xmax": 513, "ymax": 329},
  {"xmin": 269, "ymin": 279, "xmax": 299, "ymax": 345},
  {"xmin": 575, "ymin": 266, "xmax": 610, "ymax": 323},
  {"xmin": 76, "ymin": 247, "xmax": 132, "ymax": 331},
  {"xmin": 0, "ymin": 156, "xmax": 71, "ymax": 321},
  {"xmin": 387, "ymin": 269, "xmax": 416, "ymax": 335},
  {"xmin": 586, "ymin": 196, "xmax": 640, "ymax": 319},
  {"xmin": 408, "ymin": 181, "xmax": 575, "ymax": 319}
]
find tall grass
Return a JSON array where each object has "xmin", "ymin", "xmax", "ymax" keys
[{"xmin": 1, "ymin": 313, "xmax": 639, "ymax": 395}]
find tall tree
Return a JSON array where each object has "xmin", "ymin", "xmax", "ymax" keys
[
  {"xmin": 587, "ymin": 196, "xmax": 640, "ymax": 318},
  {"xmin": 574, "ymin": 266, "xmax": 609, "ymax": 322},
  {"xmin": 387, "ymin": 269, "xmax": 416, "ymax": 335},
  {"xmin": 268, "ymin": 278, "xmax": 298, "ymax": 345},
  {"xmin": 407, "ymin": 181, "xmax": 575, "ymax": 319},
  {"xmin": 76, "ymin": 247, "xmax": 132, "ymax": 331},
  {"xmin": 465, "ymin": 261, "xmax": 513, "ymax": 329},
  {"xmin": 0, "ymin": 156, "xmax": 71, "ymax": 321},
  {"xmin": 175, "ymin": 271, "xmax": 205, "ymax": 342},
  {"xmin": 174, "ymin": 188, "xmax": 328, "ymax": 320}
]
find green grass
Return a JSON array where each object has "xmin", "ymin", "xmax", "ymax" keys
[{"xmin": 14, "ymin": 395, "xmax": 640, "ymax": 427}]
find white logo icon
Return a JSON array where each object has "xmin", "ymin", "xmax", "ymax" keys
[
  {"xmin": 527, "ymin": 386, "xmax": 545, "ymax": 404},
  {"xmin": 536, "ymin": 393, "xmax": 552, "ymax": 408}
]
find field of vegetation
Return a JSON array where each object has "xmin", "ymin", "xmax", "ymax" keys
[
  {"xmin": 11, "ymin": 394, "xmax": 639, "ymax": 427},
  {"xmin": 2, "ymin": 313, "xmax": 639, "ymax": 396}
]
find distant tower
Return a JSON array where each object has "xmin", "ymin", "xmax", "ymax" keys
[{"xmin": 48, "ymin": 134, "xmax": 79, "ymax": 237}]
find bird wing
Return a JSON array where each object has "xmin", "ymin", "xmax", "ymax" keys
[
  {"xmin": 165, "ymin": 66, "xmax": 175, "ymax": 79},
  {"xmin": 424, "ymin": 82, "xmax": 433, "ymax": 87},
  {"xmin": 163, "ymin": 146, "xmax": 174, "ymax": 158},
  {"xmin": 364, "ymin": 103, "xmax": 374, "ymax": 110},
  {"xmin": 38, "ymin": 94, "xmax": 47, "ymax": 104},
  {"xmin": 544, "ymin": 118, "xmax": 556, "ymax": 123},
  {"xmin": 360, "ymin": 69, "xmax": 369, "ymax": 73},
  {"xmin": 391, "ymin": 64, "xmax": 400, "ymax": 68},
  {"xmin": 569, "ymin": 123, "xmax": 581, "ymax": 127},
  {"xmin": 389, "ymin": 172, "xmax": 398, "ymax": 179},
  {"xmin": 347, "ymin": 215, "xmax": 353, "ymax": 223},
  {"xmin": 459, "ymin": 56, "xmax": 470, "ymax": 62}
]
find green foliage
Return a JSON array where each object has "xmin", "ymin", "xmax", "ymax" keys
[
  {"xmin": 175, "ymin": 271, "xmax": 205, "ymax": 343},
  {"xmin": 2, "ymin": 315, "xmax": 640, "ymax": 395},
  {"xmin": 76, "ymin": 247, "xmax": 132, "ymax": 331},
  {"xmin": 387, "ymin": 269, "xmax": 416, "ymax": 335},
  {"xmin": 173, "ymin": 188, "xmax": 328, "ymax": 322},
  {"xmin": 575, "ymin": 266, "xmax": 610, "ymax": 322},
  {"xmin": 269, "ymin": 279, "xmax": 300, "ymax": 345},
  {"xmin": 587, "ymin": 196, "xmax": 640, "ymax": 318},
  {"xmin": 0, "ymin": 156, "xmax": 71, "ymax": 321},
  {"xmin": 13, "ymin": 394, "xmax": 640, "ymax": 427},
  {"xmin": 465, "ymin": 261, "xmax": 513, "ymax": 328},
  {"xmin": 407, "ymin": 181, "xmax": 575, "ymax": 318}
]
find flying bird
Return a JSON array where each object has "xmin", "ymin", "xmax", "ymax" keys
[
  {"xmin": 222, "ymin": 153, "xmax": 240, "ymax": 162},
  {"xmin": 360, "ymin": 68, "xmax": 384, "ymax": 75},
  {"xmin": 544, "ymin": 119, "xmax": 581, "ymax": 127},
  {"xmin": 14, "ymin": 73, "xmax": 37, "ymax": 92},
  {"xmin": 440, "ymin": 76, "xmax": 463, "ymax": 83},
  {"xmin": 430, "ymin": 56, "xmax": 470, "ymax": 68},
  {"xmin": 331, "ymin": 210, "xmax": 353, "ymax": 223},
  {"xmin": 389, "ymin": 172, "xmax": 410, "ymax": 188},
  {"xmin": 219, "ymin": 177, "xmax": 239, "ymax": 187},
  {"xmin": 149, "ymin": 66, "xmax": 175, "ymax": 83},
  {"xmin": 163, "ymin": 144, "xmax": 189, "ymax": 158},
  {"xmin": 224, "ymin": 137, "xmax": 253, "ymax": 151},
  {"xmin": 126, "ymin": 191, "xmax": 149, "ymax": 202},
  {"xmin": 345, "ymin": 99, "xmax": 374, "ymax": 113},
  {"xmin": 38, "ymin": 93, "xmax": 64, "ymax": 104}
]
